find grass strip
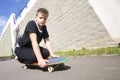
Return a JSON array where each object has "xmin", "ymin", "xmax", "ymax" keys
[{"xmin": 55, "ymin": 47, "xmax": 120, "ymax": 56}]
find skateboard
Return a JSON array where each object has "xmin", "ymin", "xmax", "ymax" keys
[{"xmin": 23, "ymin": 57, "xmax": 69, "ymax": 72}]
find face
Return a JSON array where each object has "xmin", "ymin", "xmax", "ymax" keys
[{"xmin": 36, "ymin": 12, "xmax": 48, "ymax": 27}]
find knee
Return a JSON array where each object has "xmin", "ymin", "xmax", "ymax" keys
[
  {"xmin": 44, "ymin": 50, "xmax": 50, "ymax": 59},
  {"xmin": 42, "ymin": 48, "xmax": 50, "ymax": 59}
]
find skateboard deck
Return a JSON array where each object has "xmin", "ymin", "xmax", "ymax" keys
[{"xmin": 23, "ymin": 57, "xmax": 68, "ymax": 72}]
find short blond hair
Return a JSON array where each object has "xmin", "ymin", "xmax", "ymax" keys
[{"xmin": 36, "ymin": 8, "xmax": 49, "ymax": 16}]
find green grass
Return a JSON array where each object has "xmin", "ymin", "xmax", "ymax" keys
[
  {"xmin": 0, "ymin": 55, "xmax": 15, "ymax": 61},
  {"xmin": 55, "ymin": 47, "xmax": 120, "ymax": 56},
  {"xmin": 0, "ymin": 56, "xmax": 15, "ymax": 59},
  {"xmin": 0, "ymin": 47, "xmax": 120, "ymax": 60}
]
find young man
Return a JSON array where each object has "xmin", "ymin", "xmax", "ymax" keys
[{"xmin": 15, "ymin": 8, "xmax": 59, "ymax": 68}]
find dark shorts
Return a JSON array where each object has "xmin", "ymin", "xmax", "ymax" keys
[{"xmin": 15, "ymin": 47, "xmax": 50, "ymax": 64}]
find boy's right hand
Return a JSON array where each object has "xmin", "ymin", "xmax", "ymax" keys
[{"xmin": 38, "ymin": 59, "xmax": 49, "ymax": 68}]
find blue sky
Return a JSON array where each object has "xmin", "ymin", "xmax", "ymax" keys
[{"xmin": 0, "ymin": 0, "xmax": 29, "ymax": 33}]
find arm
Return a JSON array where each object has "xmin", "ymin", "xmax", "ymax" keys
[
  {"xmin": 44, "ymin": 38, "xmax": 59, "ymax": 57},
  {"xmin": 29, "ymin": 33, "xmax": 48, "ymax": 67}
]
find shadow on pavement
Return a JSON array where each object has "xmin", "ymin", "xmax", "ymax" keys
[{"xmin": 23, "ymin": 64, "xmax": 71, "ymax": 72}]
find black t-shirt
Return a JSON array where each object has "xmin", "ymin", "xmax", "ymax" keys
[{"xmin": 18, "ymin": 20, "xmax": 49, "ymax": 47}]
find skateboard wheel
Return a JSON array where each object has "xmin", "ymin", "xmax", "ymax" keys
[
  {"xmin": 23, "ymin": 65, "xmax": 28, "ymax": 69},
  {"xmin": 48, "ymin": 67, "xmax": 54, "ymax": 72}
]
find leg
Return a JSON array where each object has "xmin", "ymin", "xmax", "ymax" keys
[
  {"xmin": 15, "ymin": 47, "xmax": 50, "ymax": 64},
  {"xmin": 15, "ymin": 47, "xmax": 37, "ymax": 64},
  {"xmin": 40, "ymin": 47, "xmax": 50, "ymax": 59}
]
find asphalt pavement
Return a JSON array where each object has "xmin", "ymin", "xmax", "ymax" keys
[{"xmin": 0, "ymin": 56, "xmax": 120, "ymax": 80}]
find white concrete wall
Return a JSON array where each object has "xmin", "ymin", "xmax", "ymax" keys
[
  {"xmin": 0, "ymin": 0, "xmax": 37, "ymax": 57},
  {"xmin": 89, "ymin": 0, "xmax": 120, "ymax": 43},
  {"xmin": 0, "ymin": 14, "xmax": 15, "ymax": 56},
  {"xmin": 0, "ymin": 0, "xmax": 117, "ymax": 57},
  {"xmin": 17, "ymin": 0, "xmax": 116, "ymax": 51}
]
